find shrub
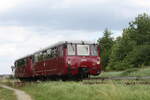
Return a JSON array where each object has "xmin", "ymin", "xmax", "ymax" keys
[{"xmin": 124, "ymin": 45, "xmax": 150, "ymax": 68}]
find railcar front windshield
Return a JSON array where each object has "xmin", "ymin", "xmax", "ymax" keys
[
  {"xmin": 77, "ymin": 44, "xmax": 90, "ymax": 56},
  {"xmin": 67, "ymin": 44, "xmax": 98, "ymax": 56}
]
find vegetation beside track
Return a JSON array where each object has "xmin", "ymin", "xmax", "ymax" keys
[
  {"xmin": 1, "ymin": 67, "xmax": 150, "ymax": 100},
  {"xmin": 0, "ymin": 86, "xmax": 16, "ymax": 100},
  {"xmin": 16, "ymin": 81, "xmax": 150, "ymax": 100},
  {"xmin": 100, "ymin": 67, "xmax": 150, "ymax": 77}
]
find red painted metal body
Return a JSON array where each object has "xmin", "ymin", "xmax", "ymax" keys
[
  {"xmin": 14, "ymin": 41, "xmax": 102, "ymax": 79},
  {"xmin": 65, "ymin": 56, "xmax": 101, "ymax": 75}
]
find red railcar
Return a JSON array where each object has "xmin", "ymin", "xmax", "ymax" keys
[{"xmin": 13, "ymin": 41, "xmax": 102, "ymax": 80}]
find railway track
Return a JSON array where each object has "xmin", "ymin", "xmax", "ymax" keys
[
  {"xmin": 86, "ymin": 76, "xmax": 150, "ymax": 80},
  {"xmin": 7, "ymin": 76, "xmax": 150, "ymax": 86},
  {"xmin": 83, "ymin": 76, "xmax": 150, "ymax": 85},
  {"xmin": 83, "ymin": 81, "xmax": 150, "ymax": 85}
]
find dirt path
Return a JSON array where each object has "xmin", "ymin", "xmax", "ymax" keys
[{"xmin": 0, "ymin": 84, "xmax": 32, "ymax": 100}]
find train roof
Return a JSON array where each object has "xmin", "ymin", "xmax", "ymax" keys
[{"xmin": 15, "ymin": 40, "xmax": 97, "ymax": 61}]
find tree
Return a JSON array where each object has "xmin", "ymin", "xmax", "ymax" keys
[
  {"xmin": 124, "ymin": 45, "xmax": 150, "ymax": 68},
  {"xmin": 128, "ymin": 13, "xmax": 150, "ymax": 45},
  {"xmin": 97, "ymin": 28, "xmax": 114, "ymax": 70},
  {"xmin": 107, "ymin": 29, "xmax": 136, "ymax": 70},
  {"xmin": 107, "ymin": 13, "xmax": 150, "ymax": 70}
]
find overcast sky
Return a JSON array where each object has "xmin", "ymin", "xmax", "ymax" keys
[{"xmin": 0, "ymin": 0, "xmax": 150, "ymax": 74}]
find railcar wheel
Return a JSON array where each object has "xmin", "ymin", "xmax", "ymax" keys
[{"xmin": 61, "ymin": 75, "xmax": 68, "ymax": 81}]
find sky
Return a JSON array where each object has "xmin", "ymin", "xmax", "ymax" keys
[{"xmin": 0, "ymin": 0, "xmax": 150, "ymax": 74}]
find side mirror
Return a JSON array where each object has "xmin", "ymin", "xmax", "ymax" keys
[{"xmin": 11, "ymin": 66, "xmax": 15, "ymax": 72}]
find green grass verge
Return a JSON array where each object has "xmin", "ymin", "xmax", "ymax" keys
[
  {"xmin": 100, "ymin": 67, "xmax": 150, "ymax": 77},
  {"xmin": 1, "ymin": 67, "xmax": 150, "ymax": 100},
  {"xmin": 0, "ymin": 87, "xmax": 16, "ymax": 100},
  {"xmin": 100, "ymin": 71, "xmax": 123, "ymax": 77},
  {"xmin": 20, "ymin": 81, "xmax": 150, "ymax": 100}
]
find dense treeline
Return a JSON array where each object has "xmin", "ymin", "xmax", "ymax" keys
[{"xmin": 98, "ymin": 13, "xmax": 150, "ymax": 71}]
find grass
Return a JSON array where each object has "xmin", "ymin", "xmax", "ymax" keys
[
  {"xmin": 100, "ymin": 67, "xmax": 150, "ymax": 77},
  {"xmin": 18, "ymin": 81, "xmax": 150, "ymax": 100},
  {"xmin": 125, "ymin": 67, "xmax": 150, "ymax": 76},
  {"xmin": 100, "ymin": 71, "xmax": 123, "ymax": 77},
  {"xmin": 0, "ymin": 87, "xmax": 16, "ymax": 100}
]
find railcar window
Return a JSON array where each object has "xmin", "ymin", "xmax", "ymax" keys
[
  {"xmin": 37, "ymin": 52, "xmax": 43, "ymax": 61},
  {"xmin": 16, "ymin": 58, "xmax": 26, "ymax": 67},
  {"xmin": 46, "ymin": 47, "xmax": 58, "ymax": 58},
  {"xmin": 46, "ymin": 49, "xmax": 52, "ymax": 59},
  {"xmin": 55, "ymin": 48, "xmax": 58, "ymax": 57},
  {"xmin": 77, "ymin": 45, "xmax": 90, "ymax": 56},
  {"xmin": 67, "ymin": 44, "xmax": 76, "ymax": 55},
  {"xmin": 51, "ymin": 47, "xmax": 58, "ymax": 57},
  {"xmin": 32, "ymin": 55, "xmax": 35, "ymax": 62},
  {"xmin": 34, "ymin": 47, "xmax": 59, "ymax": 62},
  {"xmin": 91, "ymin": 45, "xmax": 98, "ymax": 56},
  {"xmin": 34, "ymin": 54, "xmax": 38, "ymax": 62},
  {"xmin": 43, "ymin": 51, "xmax": 47, "ymax": 59}
]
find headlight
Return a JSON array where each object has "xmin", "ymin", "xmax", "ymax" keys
[
  {"xmin": 97, "ymin": 58, "xmax": 100, "ymax": 64},
  {"xmin": 97, "ymin": 61, "xmax": 100, "ymax": 64},
  {"xmin": 67, "ymin": 60, "xmax": 71, "ymax": 65}
]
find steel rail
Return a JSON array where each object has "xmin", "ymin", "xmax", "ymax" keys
[{"xmin": 86, "ymin": 76, "xmax": 150, "ymax": 80}]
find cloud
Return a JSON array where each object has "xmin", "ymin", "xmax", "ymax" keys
[
  {"xmin": 0, "ymin": 0, "xmax": 24, "ymax": 13},
  {"xmin": 1, "ymin": 0, "xmax": 149, "ymax": 31},
  {"xmin": 131, "ymin": 0, "xmax": 150, "ymax": 8}
]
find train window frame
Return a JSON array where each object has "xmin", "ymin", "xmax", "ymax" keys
[
  {"xmin": 51, "ymin": 47, "xmax": 58, "ymax": 58},
  {"xmin": 46, "ymin": 48, "xmax": 52, "ymax": 59},
  {"xmin": 90, "ymin": 45, "xmax": 98, "ymax": 56},
  {"xmin": 77, "ymin": 44, "xmax": 90, "ymax": 56},
  {"xmin": 34, "ymin": 53, "xmax": 39, "ymax": 63},
  {"xmin": 37, "ymin": 52, "xmax": 43, "ymax": 62},
  {"xmin": 42, "ymin": 47, "xmax": 59, "ymax": 60},
  {"xmin": 67, "ymin": 44, "xmax": 76, "ymax": 56},
  {"xmin": 16, "ymin": 58, "xmax": 26, "ymax": 67},
  {"xmin": 42, "ymin": 50, "xmax": 47, "ymax": 60}
]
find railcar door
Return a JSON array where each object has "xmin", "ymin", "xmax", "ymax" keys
[
  {"xmin": 26, "ymin": 56, "xmax": 33, "ymax": 77},
  {"xmin": 57, "ymin": 45, "xmax": 65, "ymax": 76}
]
